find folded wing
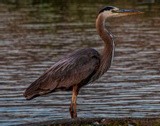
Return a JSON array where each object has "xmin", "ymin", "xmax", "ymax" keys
[{"xmin": 24, "ymin": 48, "xmax": 100, "ymax": 100}]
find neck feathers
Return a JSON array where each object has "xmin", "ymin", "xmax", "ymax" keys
[
  {"xmin": 95, "ymin": 13, "xmax": 115, "ymax": 76},
  {"xmin": 96, "ymin": 14, "xmax": 114, "ymax": 44}
]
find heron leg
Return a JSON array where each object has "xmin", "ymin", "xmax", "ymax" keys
[{"xmin": 69, "ymin": 85, "xmax": 79, "ymax": 118}]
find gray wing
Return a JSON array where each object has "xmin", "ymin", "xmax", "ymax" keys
[{"xmin": 24, "ymin": 48, "xmax": 100, "ymax": 100}]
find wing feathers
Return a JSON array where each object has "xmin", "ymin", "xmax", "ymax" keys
[{"xmin": 24, "ymin": 48, "xmax": 100, "ymax": 100}]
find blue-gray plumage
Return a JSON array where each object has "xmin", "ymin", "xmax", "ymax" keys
[
  {"xmin": 24, "ymin": 6, "xmax": 142, "ymax": 118},
  {"xmin": 25, "ymin": 48, "xmax": 100, "ymax": 99}
]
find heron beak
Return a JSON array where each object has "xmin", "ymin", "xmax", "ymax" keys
[{"xmin": 114, "ymin": 8, "xmax": 143, "ymax": 15}]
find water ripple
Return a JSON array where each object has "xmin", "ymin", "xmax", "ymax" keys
[{"xmin": 0, "ymin": 2, "xmax": 160, "ymax": 126}]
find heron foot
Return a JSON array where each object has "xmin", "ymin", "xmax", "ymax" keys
[{"xmin": 69, "ymin": 103, "xmax": 77, "ymax": 118}]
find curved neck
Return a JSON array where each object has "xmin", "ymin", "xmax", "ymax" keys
[
  {"xmin": 95, "ymin": 13, "xmax": 115, "ymax": 76},
  {"xmin": 96, "ymin": 14, "xmax": 114, "ymax": 45}
]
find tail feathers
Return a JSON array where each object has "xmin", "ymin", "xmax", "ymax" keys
[
  {"xmin": 24, "ymin": 90, "xmax": 51, "ymax": 100},
  {"xmin": 24, "ymin": 80, "xmax": 40, "ymax": 100},
  {"xmin": 23, "ymin": 91, "xmax": 39, "ymax": 100},
  {"xmin": 24, "ymin": 88, "xmax": 51, "ymax": 100},
  {"xmin": 24, "ymin": 73, "xmax": 57, "ymax": 100},
  {"xmin": 23, "ymin": 79, "xmax": 51, "ymax": 100}
]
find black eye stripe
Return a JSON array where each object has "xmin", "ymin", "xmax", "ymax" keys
[{"xmin": 99, "ymin": 6, "xmax": 115, "ymax": 14}]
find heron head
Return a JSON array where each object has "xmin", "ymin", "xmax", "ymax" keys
[{"xmin": 99, "ymin": 6, "xmax": 143, "ymax": 18}]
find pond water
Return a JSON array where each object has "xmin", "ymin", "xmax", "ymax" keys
[{"xmin": 0, "ymin": 1, "xmax": 160, "ymax": 126}]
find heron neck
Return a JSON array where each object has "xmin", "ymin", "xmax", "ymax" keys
[
  {"xmin": 95, "ymin": 13, "xmax": 115, "ymax": 75},
  {"xmin": 96, "ymin": 14, "xmax": 114, "ymax": 45}
]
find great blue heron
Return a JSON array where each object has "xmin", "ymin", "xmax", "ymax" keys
[{"xmin": 24, "ymin": 6, "xmax": 142, "ymax": 118}]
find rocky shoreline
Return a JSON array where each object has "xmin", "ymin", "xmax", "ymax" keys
[{"xmin": 19, "ymin": 118, "xmax": 160, "ymax": 126}]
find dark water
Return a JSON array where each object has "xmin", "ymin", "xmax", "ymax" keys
[{"xmin": 0, "ymin": 1, "xmax": 160, "ymax": 126}]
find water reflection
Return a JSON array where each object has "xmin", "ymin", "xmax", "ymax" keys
[{"xmin": 0, "ymin": 0, "xmax": 160, "ymax": 126}]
